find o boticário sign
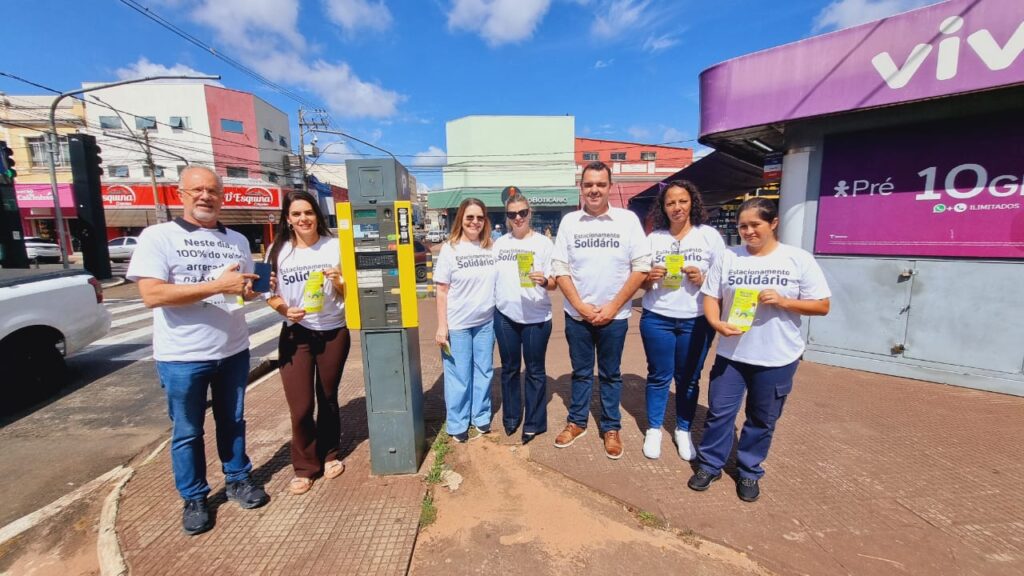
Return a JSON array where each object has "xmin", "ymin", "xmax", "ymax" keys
[
  {"xmin": 814, "ymin": 112, "xmax": 1024, "ymax": 259},
  {"xmin": 700, "ymin": 0, "xmax": 1024, "ymax": 136}
]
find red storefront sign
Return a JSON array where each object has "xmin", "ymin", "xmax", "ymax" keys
[{"xmin": 102, "ymin": 183, "xmax": 282, "ymax": 209}]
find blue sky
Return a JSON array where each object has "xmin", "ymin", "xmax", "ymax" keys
[{"xmin": 3, "ymin": 0, "xmax": 939, "ymax": 189}]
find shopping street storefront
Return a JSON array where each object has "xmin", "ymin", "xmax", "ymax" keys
[
  {"xmin": 426, "ymin": 187, "xmax": 579, "ymax": 236},
  {"xmin": 698, "ymin": 0, "xmax": 1024, "ymax": 395}
]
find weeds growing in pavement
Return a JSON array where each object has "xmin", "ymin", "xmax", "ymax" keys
[
  {"xmin": 420, "ymin": 426, "xmax": 451, "ymax": 528},
  {"xmin": 637, "ymin": 510, "xmax": 667, "ymax": 529},
  {"xmin": 420, "ymin": 493, "xmax": 437, "ymax": 527}
]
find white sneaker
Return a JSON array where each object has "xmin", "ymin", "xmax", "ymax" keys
[
  {"xmin": 643, "ymin": 428, "xmax": 662, "ymax": 459},
  {"xmin": 674, "ymin": 429, "xmax": 696, "ymax": 461}
]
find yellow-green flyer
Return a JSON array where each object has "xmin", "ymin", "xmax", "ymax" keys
[
  {"xmin": 516, "ymin": 252, "xmax": 534, "ymax": 288},
  {"xmin": 662, "ymin": 254, "xmax": 685, "ymax": 290},
  {"xmin": 303, "ymin": 271, "xmax": 325, "ymax": 313},
  {"xmin": 728, "ymin": 288, "xmax": 759, "ymax": 332}
]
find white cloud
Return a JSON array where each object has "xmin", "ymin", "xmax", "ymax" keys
[
  {"xmin": 114, "ymin": 57, "xmax": 222, "ymax": 85},
  {"xmin": 642, "ymin": 34, "xmax": 678, "ymax": 53},
  {"xmin": 417, "ymin": 182, "xmax": 432, "ymax": 195},
  {"xmin": 591, "ymin": 0, "xmax": 652, "ymax": 39},
  {"xmin": 593, "ymin": 59, "xmax": 613, "ymax": 69},
  {"xmin": 661, "ymin": 127, "xmax": 687, "ymax": 143},
  {"xmin": 447, "ymin": 0, "xmax": 552, "ymax": 46},
  {"xmin": 323, "ymin": 0, "xmax": 393, "ymax": 34},
  {"xmin": 692, "ymin": 145, "xmax": 714, "ymax": 160},
  {"xmin": 812, "ymin": 0, "xmax": 938, "ymax": 32},
  {"xmin": 412, "ymin": 146, "xmax": 447, "ymax": 168},
  {"xmin": 187, "ymin": 0, "xmax": 402, "ymax": 118},
  {"xmin": 626, "ymin": 126, "xmax": 652, "ymax": 141}
]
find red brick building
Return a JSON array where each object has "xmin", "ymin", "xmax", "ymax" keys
[{"xmin": 575, "ymin": 138, "xmax": 693, "ymax": 207}]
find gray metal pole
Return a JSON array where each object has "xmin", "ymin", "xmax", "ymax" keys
[
  {"xmin": 46, "ymin": 74, "xmax": 219, "ymax": 267},
  {"xmin": 298, "ymin": 107, "xmax": 307, "ymax": 192}
]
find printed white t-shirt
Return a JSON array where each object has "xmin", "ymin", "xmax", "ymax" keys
[
  {"xmin": 552, "ymin": 207, "xmax": 650, "ymax": 320},
  {"xmin": 126, "ymin": 218, "xmax": 253, "ymax": 362},
  {"xmin": 433, "ymin": 240, "xmax": 497, "ymax": 330},
  {"xmin": 271, "ymin": 236, "xmax": 345, "ymax": 331},
  {"xmin": 642, "ymin": 226, "xmax": 726, "ymax": 319},
  {"xmin": 702, "ymin": 243, "xmax": 831, "ymax": 367},
  {"xmin": 493, "ymin": 232, "xmax": 554, "ymax": 324}
]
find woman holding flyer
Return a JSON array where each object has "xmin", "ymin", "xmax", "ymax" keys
[
  {"xmin": 266, "ymin": 190, "xmax": 349, "ymax": 495},
  {"xmin": 639, "ymin": 180, "xmax": 724, "ymax": 460},
  {"xmin": 689, "ymin": 198, "xmax": 831, "ymax": 502},
  {"xmin": 492, "ymin": 188, "xmax": 557, "ymax": 444},
  {"xmin": 434, "ymin": 198, "xmax": 498, "ymax": 443}
]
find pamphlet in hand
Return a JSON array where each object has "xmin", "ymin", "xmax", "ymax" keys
[
  {"xmin": 204, "ymin": 263, "xmax": 245, "ymax": 311},
  {"xmin": 662, "ymin": 254, "xmax": 685, "ymax": 290},
  {"xmin": 303, "ymin": 271, "xmax": 325, "ymax": 313},
  {"xmin": 516, "ymin": 253, "xmax": 535, "ymax": 288},
  {"xmin": 727, "ymin": 288, "xmax": 759, "ymax": 332}
]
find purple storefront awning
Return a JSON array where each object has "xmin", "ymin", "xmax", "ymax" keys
[{"xmin": 700, "ymin": 0, "xmax": 1024, "ymax": 138}]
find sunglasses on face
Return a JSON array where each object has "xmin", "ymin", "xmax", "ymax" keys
[
  {"xmin": 505, "ymin": 208, "xmax": 530, "ymax": 220},
  {"xmin": 464, "ymin": 215, "xmax": 486, "ymax": 222}
]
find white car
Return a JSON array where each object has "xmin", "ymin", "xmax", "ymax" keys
[
  {"xmin": 24, "ymin": 237, "xmax": 62, "ymax": 263},
  {"xmin": 425, "ymin": 230, "xmax": 446, "ymax": 243},
  {"xmin": 107, "ymin": 236, "xmax": 140, "ymax": 262}
]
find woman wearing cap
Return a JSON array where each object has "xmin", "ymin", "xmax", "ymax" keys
[
  {"xmin": 434, "ymin": 198, "xmax": 498, "ymax": 443},
  {"xmin": 639, "ymin": 180, "xmax": 725, "ymax": 460},
  {"xmin": 265, "ymin": 190, "xmax": 349, "ymax": 495},
  {"xmin": 492, "ymin": 189, "xmax": 556, "ymax": 444},
  {"xmin": 688, "ymin": 197, "xmax": 831, "ymax": 502}
]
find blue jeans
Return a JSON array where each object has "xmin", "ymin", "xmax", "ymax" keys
[
  {"xmin": 564, "ymin": 314, "xmax": 629, "ymax": 433},
  {"xmin": 442, "ymin": 321, "xmax": 495, "ymax": 436},
  {"xmin": 639, "ymin": 310, "xmax": 714, "ymax": 432},
  {"xmin": 155, "ymin": 349, "xmax": 253, "ymax": 501},
  {"xmin": 494, "ymin": 311, "xmax": 552, "ymax": 435},
  {"xmin": 696, "ymin": 355, "xmax": 799, "ymax": 480}
]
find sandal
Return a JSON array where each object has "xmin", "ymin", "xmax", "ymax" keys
[
  {"xmin": 324, "ymin": 460, "xmax": 345, "ymax": 479},
  {"xmin": 289, "ymin": 477, "xmax": 313, "ymax": 495}
]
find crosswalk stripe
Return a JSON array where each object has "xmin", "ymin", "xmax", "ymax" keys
[
  {"xmin": 110, "ymin": 311, "xmax": 155, "ymax": 328},
  {"xmin": 105, "ymin": 302, "xmax": 147, "ymax": 315},
  {"xmin": 248, "ymin": 322, "xmax": 282, "ymax": 350}
]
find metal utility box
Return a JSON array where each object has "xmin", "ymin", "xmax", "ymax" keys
[{"xmin": 337, "ymin": 158, "xmax": 424, "ymax": 475}]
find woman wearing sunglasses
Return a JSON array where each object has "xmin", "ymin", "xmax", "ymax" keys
[
  {"xmin": 639, "ymin": 180, "xmax": 725, "ymax": 461},
  {"xmin": 434, "ymin": 198, "xmax": 498, "ymax": 443},
  {"xmin": 492, "ymin": 188, "xmax": 556, "ymax": 444}
]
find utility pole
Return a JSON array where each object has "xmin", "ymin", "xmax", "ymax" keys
[
  {"xmin": 297, "ymin": 108, "xmax": 328, "ymax": 192},
  {"xmin": 142, "ymin": 130, "xmax": 170, "ymax": 222}
]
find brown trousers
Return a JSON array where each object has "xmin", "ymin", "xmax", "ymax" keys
[{"xmin": 278, "ymin": 322, "xmax": 352, "ymax": 478}]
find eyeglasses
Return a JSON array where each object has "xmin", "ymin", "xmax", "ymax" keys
[
  {"xmin": 505, "ymin": 208, "xmax": 530, "ymax": 220},
  {"xmin": 464, "ymin": 215, "xmax": 486, "ymax": 222},
  {"xmin": 180, "ymin": 186, "xmax": 222, "ymax": 198}
]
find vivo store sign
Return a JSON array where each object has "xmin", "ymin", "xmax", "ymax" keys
[
  {"xmin": 814, "ymin": 113, "xmax": 1024, "ymax": 259},
  {"xmin": 699, "ymin": 0, "xmax": 1024, "ymax": 136}
]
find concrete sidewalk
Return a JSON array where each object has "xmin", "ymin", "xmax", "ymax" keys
[{"xmin": 113, "ymin": 296, "xmax": 1024, "ymax": 575}]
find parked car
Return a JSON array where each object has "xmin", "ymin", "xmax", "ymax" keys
[
  {"xmin": 425, "ymin": 229, "xmax": 445, "ymax": 243},
  {"xmin": 24, "ymin": 237, "xmax": 62, "ymax": 263},
  {"xmin": 414, "ymin": 240, "xmax": 428, "ymax": 283},
  {"xmin": 107, "ymin": 236, "xmax": 140, "ymax": 262},
  {"xmin": 0, "ymin": 269, "xmax": 111, "ymax": 402}
]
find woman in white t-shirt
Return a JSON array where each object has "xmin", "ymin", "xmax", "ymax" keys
[
  {"xmin": 434, "ymin": 198, "xmax": 498, "ymax": 443},
  {"xmin": 266, "ymin": 191, "xmax": 350, "ymax": 495},
  {"xmin": 492, "ymin": 189, "xmax": 557, "ymax": 444},
  {"xmin": 639, "ymin": 180, "xmax": 724, "ymax": 461},
  {"xmin": 688, "ymin": 198, "xmax": 831, "ymax": 503}
]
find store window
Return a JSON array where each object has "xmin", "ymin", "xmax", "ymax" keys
[
  {"xmin": 640, "ymin": 151, "xmax": 656, "ymax": 161},
  {"xmin": 99, "ymin": 116, "xmax": 123, "ymax": 130},
  {"xmin": 226, "ymin": 166, "xmax": 249, "ymax": 178},
  {"xmin": 610, "ymin": 152, "xmax": 626, "ymax": 161},
  {"xmin": 143, "ymin": 165, "xmax": 166, "ymax": 177},
  {"xmin": 583, "ymin": 152, "xmax": 599, "ymax": 161},
  {"xmin": 27, "ymin": 136, "xmax": 69, "ymax": 168},
  {"xmin": 108, "ymin": 165, "xmax": 130, "ymax": 178},
  {"xmin": 221, "ymin": 119, "xmax": 244, "ymax": 134},
  {"xmin": 135, "ymin": 116, "xmax": 157, "ymax": 131}
]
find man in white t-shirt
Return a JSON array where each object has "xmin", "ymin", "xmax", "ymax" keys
[
  {"xmin": 127, "ymin": 166, "xmax": 268, "ymax": 536},
  {"xmin": 551, "ymin": 161, "xmax": 651, "ymax": 459}
]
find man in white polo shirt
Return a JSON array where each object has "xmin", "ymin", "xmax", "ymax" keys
[
  {"xmin": 127, "ymin": 166, "xmax": 267, "ymax": 536},
  {"xmin": 552, "ymin": 161, "xmax": 650, "ymax": 459}
]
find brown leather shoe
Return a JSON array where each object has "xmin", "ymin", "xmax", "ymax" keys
[
  {"xmin": 603, "ymin": 430, "xmax": 623, "ymax": 459},
  {"xmin": 554, "ymin": 423, "xmax": 587, "ymax": 448}
]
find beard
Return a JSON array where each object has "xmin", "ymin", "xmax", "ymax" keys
[{"xmin": 191, "ymin": 206, "xmax": 217, "ymax": 222}]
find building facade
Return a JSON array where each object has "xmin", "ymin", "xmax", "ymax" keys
[{"xmin": 575, "ymin": 137, "xmax": 693, "ymax": 208}]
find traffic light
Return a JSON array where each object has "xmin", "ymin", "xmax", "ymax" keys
[
  {"xmin": 0, "ymin": 142, "xmax": 15, "ymax": 185},
  {"xmin": 69, "ymin": 134, "xmax": 111, "ymax": 279}
]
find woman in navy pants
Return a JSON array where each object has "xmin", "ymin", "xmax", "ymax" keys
[{"xmin": 688, "ymin": 198, "xmax": 831, "ymax": 502}]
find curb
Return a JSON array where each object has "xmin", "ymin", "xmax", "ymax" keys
[{"xmin": 101, "ymin": 276, "xmax": 127, "ymax": 289}]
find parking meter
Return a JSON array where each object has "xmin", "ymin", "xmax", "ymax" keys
[{"xmin": 336, "ymin": 158, "xmax": 425, "ymax": 475}]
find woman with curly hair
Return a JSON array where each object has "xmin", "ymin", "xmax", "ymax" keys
[{"xmin": 639, "ymin": 180, "xmax": 725, "ymax": 460}]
